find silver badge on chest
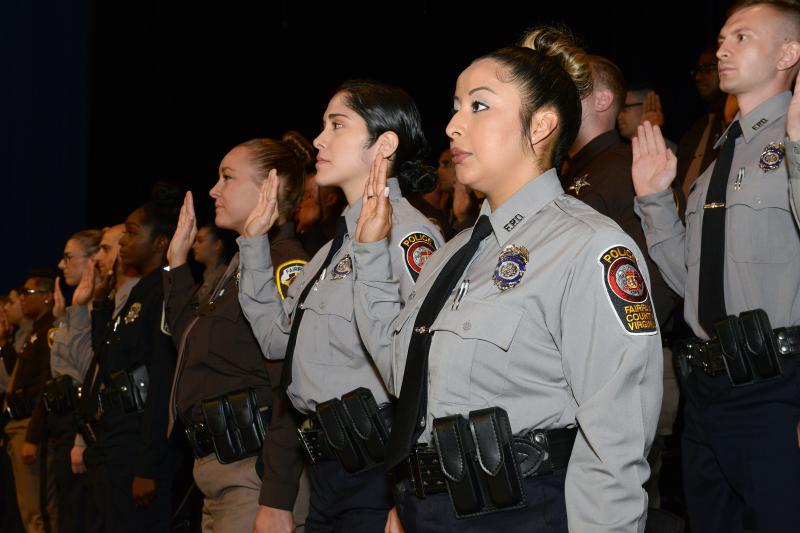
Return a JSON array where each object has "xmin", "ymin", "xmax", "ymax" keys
[
  {"xmin": 759, "ymin": 142, "xmax": 785, "ymax": 172},
  {"xmin": 330, "ymin": 254, "xmax": 352, "ymax": 280},
  {"xmin": 492, "ymin": 245, "xmax": 529, "ymax": 291}
]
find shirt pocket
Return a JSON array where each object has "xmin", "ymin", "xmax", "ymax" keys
[
  {"xmin": 301, "ymin": 278, "xmax": 355, "ymax": 364},
  {"xmin": 726, "ymin": 174, "xmax": 796, "ymax": 264},
  {"xmin": 429, "ymin": 297, "xmax": 523, "ymax": 405}
]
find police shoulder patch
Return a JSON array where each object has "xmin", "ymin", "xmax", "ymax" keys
[
  {"xmin": 597, "ymin": 245, "xmax": 657, "ymax": 335},
  {"xmin": 275, "ymin": 259, "xmax": 307, "ymax": 300},
  {"xmin": 399, "ymin": 231, "xmax": 436, "ymax": 281},
  {"xmin": 47, "ymin": 328, "xmax": 58, "ymax": 349}
]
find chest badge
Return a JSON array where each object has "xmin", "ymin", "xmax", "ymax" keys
[
  {"xmin": 330, "ymin": 255, "xmax": 352, "ymax": 280},
  {"xmin": 758, "ymin": 142, "xmax": 785, "ymax": 172},
  {"xmin": 569, "ymin": 174, "xmax": 590, "ymax": 195},
  {"xmin": 124, "ymin": 302, "xmax": 142, "ymax": 325},
  {"xmin": 492, "ymin": 245, "xmax": 529, "ymax": 291}
]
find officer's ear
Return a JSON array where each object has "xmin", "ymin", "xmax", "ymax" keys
[
  {"xmin": 591, "ymin": 88, "xmax": 614, "ymax": 114},
  {"xmin": 777, "ymin": 40, "xmax": 800, "ymax": 72},
  {"xmin": 529, "ymin": 108, "xmax": 558, "ymax": 148},
  {"xmin": 374, "ymin": 131, "xmax": 399, "ymax": 160},
  {"xmin": 154, "ymin": 234, "xmax": 170, "ymax": 255}
]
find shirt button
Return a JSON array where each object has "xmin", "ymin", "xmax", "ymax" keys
[
  {"xmin": 319, "ymin": 301, "xmax": 326, "ymax": 309},
  {"xmin": 409, "ymin": 291, "xmax": 415, "ymax": 300},
  {"xmin": 755, "ymin": 197, "xmax": 762, "ymax": 204},
  {"xmin": 462, "ymin": 321, "xmax": 472, "ymax": 331}
]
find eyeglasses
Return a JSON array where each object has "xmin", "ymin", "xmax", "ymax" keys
[
  {"xmin": 690, "ymin": 63, "xmax": 718, "ymax": 76},
  {"xmin": 21, "ymin": 288, "xmax": 50, "ymax": 297},
  {"xmin": 621, "ymin": 102, "xmax": 643, "ymax": 109},
  {"xmin": 62, "ymin": 252, "xmax": 86, "ymax": 263}
]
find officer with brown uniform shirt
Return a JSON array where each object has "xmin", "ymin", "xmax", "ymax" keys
[
  {"xmin": 1, "ymin": 275, "xmax": 58, "ymax": 533},
  {"xmin": 165, "ymin": 222, "xmax": 309, "ymax": 532}
]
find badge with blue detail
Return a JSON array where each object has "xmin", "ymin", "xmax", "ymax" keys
[
  {"xmin": 759, "ymin": 142, "xmax": 784, "ymax": 172},
  {"xmin": 492, "ymin": 245, "xmax": 529, "ymax": 291},
  {"xmin": 330, "ymin": 255, "xmax": 352, "ymax": 280}
]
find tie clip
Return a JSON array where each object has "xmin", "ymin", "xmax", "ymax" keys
[{"xmin": 703, "ymin": 201, "xmax": 725, "ymax": 209}]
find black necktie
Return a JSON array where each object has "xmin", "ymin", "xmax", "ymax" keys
[
  {"xmin": 698, "ymin": 120, "xmax": 742, "ymax": 335},
  {"xmin": 385, "ymin": 215, "xmax": 494, "ymax": 469},
  {"xmin": 280, "ymin": 216, "xmax": 348, "ymax": 389}
]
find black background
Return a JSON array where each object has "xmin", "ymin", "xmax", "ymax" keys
[{"xmin": 2, "ymin": 0, "xmax": 733, "ymax": 292}]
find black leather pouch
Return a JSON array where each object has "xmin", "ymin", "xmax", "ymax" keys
[
  {"xmin": 201, "ymin": 397, "xmax": 240, "ymax": 463},
  {"xmin": 227, "ymin": 389, "xmax": 269, "ymax": 456},
  {"xmin": 739, "ymin": 309, "xmax": 782, "ymax": 381},
  {"xmin": 469, "ymin": 407, "xmax": 526, "ymax": 510},
  {"xmin": 715, "ymin": 316, "xmax": 754, "ymax": 385},
  {"xmin": 433, "ymin": 414, "xmax": 485, "ymax": 516},
  {"xmin": 315, "ymin": 397, "xmax": 366, "ymax": 473},
  {"xmin": 341, "ymin": 387, "xmax": 390, "ymax": 464}
]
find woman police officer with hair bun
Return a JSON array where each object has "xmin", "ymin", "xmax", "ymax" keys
[
  {"xmin": 238, "ymin": 80, "xmax": 444, "ymax": 532},
  {"xmin": 164, "ymin": 132, "xmax": 312, "ymax": 533},
  {"xmin": 353, "ymin": 27, "xmax": 662, "ymax": 532}
]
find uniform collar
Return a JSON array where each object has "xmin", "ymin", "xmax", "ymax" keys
[
  {"xmin": 566, "ymin": 129, "xmax": 622, "ymax": 177},
  {"xmin": 479, "ymin": 168, "xmax": 564, "ymax": 247},
  {"xmin": 342, "ymin": 177, "xmax": 402, "ymax": 237},
  {"xmin": 715, "ymin": 91, "xmax": 791, "ymax": 147}
]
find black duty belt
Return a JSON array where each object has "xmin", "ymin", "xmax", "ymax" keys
[
  {"xmin": 4, "ymin": 391, "xmax": 38, "ymax": 421},
  {"xmin": 43, "ymin": 376, "xmax": 80, "ymax": 414},
  {"xmin": 298, "ymin": 393, "xmax": 393, "ymax": 474},
  {"xmin": 679, "ymin": 325, "xmax": 800, "ymax": 378},
  {"xmin": 185, "ymin": 388, "xmax": 272, "ymax": 464},
  {"xmin": 390, "ymin": 426, "xmax": 577, "ymax": 498}
]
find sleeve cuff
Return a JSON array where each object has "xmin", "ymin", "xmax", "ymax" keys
[
  {"xmin": 259, "ymin": 479, "xmax": 300, "ymax": 510},
  {"xmin": 238, "ymin": 234, "xmax": 274, "ymax": 271}
]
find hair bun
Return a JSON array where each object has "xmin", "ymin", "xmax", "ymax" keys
[
  {"xmin": 519, "ymin": 26, "xmax": 593, "ymax": 98},
  {"xmin": 397, "ymin": 160, "xmax": 437, "ymax": 195},
  {"xmin": 149, "ymin": 181, "xmax": 183, "ymax": 209},
  {"xmin": 281, "ymin": 130, "xmax": 315, "ymax": 170}
]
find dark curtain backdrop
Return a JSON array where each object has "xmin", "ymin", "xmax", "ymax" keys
[{"xmin": 2, "ymin": 0, "xmax": 731, "ymax": 293}]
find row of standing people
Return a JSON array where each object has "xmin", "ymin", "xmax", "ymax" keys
[{"xmin": 2, "ymin": 1, "xmax": 800, "ymax": 531}]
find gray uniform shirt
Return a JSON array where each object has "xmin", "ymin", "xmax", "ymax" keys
[
  {"xmin": 51, "ymin": 277, "xmax": 139, "ymax": 382},
  {"xmin": 634, "ymin": 91, "xmax": 800, "ymax": 339},
  {"xmin": 353, "ymin": 169, "xmax": 662, "ymax": 533},
  {"xmin": 238, "ymin": 178, "xmax": 444, "ymax": 414}
]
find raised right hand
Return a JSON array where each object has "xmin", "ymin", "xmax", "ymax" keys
[
  {"xmin": 253, "ymin": 505, "xmax": 295, "ymax": 533},
  {"xmin": 243, "ymin": 170, "xmax": 280, "ymax": 238},
  {"xmin": 72, "ymin": 259, "xmax": 98, "ymax": 306},
  {"xmin": 631, "ymin": 121, "xmax": 677, "ymax": 197},
  {"xmin": 355, "ymin": 146, "xmax": 393, "ymax": 244},
  {"xmin": 52, "ymin": 277, "xmax": 66, "ymax": 320},
  {"xmin": 167, "ymin": 191, "xmax": 198, "ymax": 269}
]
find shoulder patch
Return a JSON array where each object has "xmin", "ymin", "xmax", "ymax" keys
[
  {"xmin": 47, "ymin": 328, "xmax": 58, "ymax": 349},
  {"xmin": 399, "ymin": 232, "xmax": 436, "ymax": 282},
  {"xmin": 597, "ymin": 245, "xmax": 657, "ymax": 335},
  {"xmin": 275, "ymin": 259, "xmax": 307, "ymax": 300}
]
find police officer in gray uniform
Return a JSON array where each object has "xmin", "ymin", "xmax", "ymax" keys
[
  {"xmin": 632, "ymin": 1, "xmax": 800, "ymax": 530},
  {"xmin": 238, "ymin": 81, "xmax": 443, "ymax": 532},
  {"xmin": 353, "ymin": 28, "xmax": 662, "ymax": 533}
]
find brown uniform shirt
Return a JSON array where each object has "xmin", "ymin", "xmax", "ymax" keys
[
  {"xmin": 2, "ymin": 314, "xmax": 55, "ymax": 444},
  {"xmin": 562, "ymin": 129, "xmax": 680, "ymax": 324},
  {"xmin": 164, "ymin": 222, "xmax": 309, "ymax": 509}
]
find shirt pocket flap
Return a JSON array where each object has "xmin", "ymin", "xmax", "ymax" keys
[
  {"xmin": 302, "ymin": 279, "xmax": 354, "ymax": 321},
  {"xmin": 430, "ymin": 297, "xmax": 522, "ymax": 351}
]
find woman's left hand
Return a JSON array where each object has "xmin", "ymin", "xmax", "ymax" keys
[{"xmin": 355, "ymin": 146, "xmax": 393, "ymax": 244}]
